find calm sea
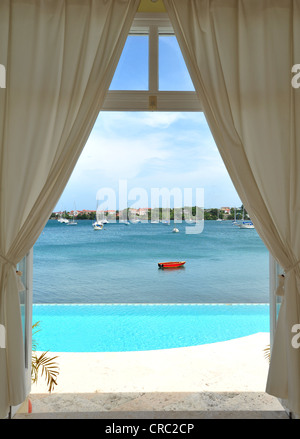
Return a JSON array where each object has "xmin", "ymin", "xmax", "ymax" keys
[{"xmin": 33, "ymin": 219, "xmax": 269, "ymax": 304}]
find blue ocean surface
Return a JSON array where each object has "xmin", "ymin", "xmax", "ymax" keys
[{"xmin": 33, "ymin": 219, "xmax": 269, "ymax": 304}]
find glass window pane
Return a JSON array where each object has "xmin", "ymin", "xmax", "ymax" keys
[
  {"xmin": 109, "ymin": 35, "xmax": 149, "ymax": 91},
  {"xmin": 159, "ymin": 35, "xmax": 195, "ymax": 91},
  {"xmin": 18, "ymin": 257, "xmax": 27, "ymax": 365}
]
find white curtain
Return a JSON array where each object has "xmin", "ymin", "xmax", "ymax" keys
[
  {"xmin": 0, "ymin": 0, "xmax": 139, "ymax": 418},
  {"xmin": 164, "ymin": 0, "xmax": 300, "ymax": 415}
]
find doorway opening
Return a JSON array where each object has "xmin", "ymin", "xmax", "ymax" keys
[{"xmin": 24, "ymin": 12, "xmax": 282, "ymax": 416}]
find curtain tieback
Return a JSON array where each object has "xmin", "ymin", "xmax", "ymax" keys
[
  {"xmin": 285, "ymin": 260, "xmax": 300, "ymax": 275},
  {"xmin": 0, "ymin": 254, "xmax": 24, "ymax": 291},
  {"xmin": 0, "ymin": 254, "xmax": 16, "ymax": 268},
  {"xmin": 275, "ymin": 260, "xmax": 300, "ymax": 296}
]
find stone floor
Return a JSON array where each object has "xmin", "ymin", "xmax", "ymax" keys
[
  {"xmin": 16, "ymin": 410, "xmax": 288, "ymax": 419},
  {"xmin": 14, "ymin": 391, "xmax": 288, "ymax": 419}
]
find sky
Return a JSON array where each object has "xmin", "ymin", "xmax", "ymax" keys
[{"xmin": 55, "ymin": 35, "xmax": 241, "ymax": 212}]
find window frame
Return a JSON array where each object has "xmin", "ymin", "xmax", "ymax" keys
[
  {"xmin": 102, "ymin": 13, "xmax": 202, "ymax": 112},
  {"xmin": 10, "ymin": 248, "xmax": 33, "ymax": 418}
]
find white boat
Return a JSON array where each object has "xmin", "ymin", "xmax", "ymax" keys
[
  {"xmin": 93, "ymin": 206, "xmax": 105, "ymax": 229},
  {"xmin": 93, "ymin": 223, "xmax": 103, "ymax": 230},
  {"xmin": 57, "ymin": 212, "xmax": 69, "ymax": 224},
  {"xmin": 93, "ymin": 220, "xmax": 103, "ymax": 227},
  {"xmin": 67, "ymin": 220, "xmax": 77, "ymax": 226},
  {"xmin": 238, "ymin": 221, "xmax": 255, "ymax": 229},
  {"xmin": 59, "ymin": 217, "xmax": 69, "ymax": 224},
  {"xmin": 172, "ymin": 227, "xmax": 179, "ymax": 233}
]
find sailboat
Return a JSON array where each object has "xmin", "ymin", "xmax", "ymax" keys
[
  {"xmin": 67, "ymin": 209, "xmax": 78, "ymax": 225},
  {"xmin": 216, "ymin": 209, "xmax": 222, "ymax": 221},
  {"xmin": 232, "ymin": 207, "xmax": 238, "ymax": 225},
  {"xmin": 237, "ymin": 206, "xmax": 255, "ymax": 228},
  {"xmin": 93, "ymin": 206, "xmax": 104, "ymax": 230}
]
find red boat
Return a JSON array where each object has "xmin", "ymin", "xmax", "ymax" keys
[{"xmin": 158, "ymin": 261, "xmax": 186, "ymax": 269}]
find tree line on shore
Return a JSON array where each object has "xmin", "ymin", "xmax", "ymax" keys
[{"xmin": 51, "ymin": 205, "xmax": 247, "ymax": 221}]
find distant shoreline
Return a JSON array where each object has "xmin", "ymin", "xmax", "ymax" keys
[
  {"xmin": 48, "ymin": 218, "xmax": 244, "ymax": 222},
  {"xmin": 51, "ymin": 205, "xmax": 249, "ymax": 222}
]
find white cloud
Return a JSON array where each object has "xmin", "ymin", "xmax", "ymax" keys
[
  {"xmin": 95, "ymin": 111, "xmax": 186, "ymax": 130},
  {"xmin": 139, "ymin": 112, "xmax": 185, "ymax": 128},
  {"xmin": 72, "ymin": 130, "xmax": 170, "ymax": 182},
  {"xmin": 58, "ymin": 112, "xmax": 241, "ymax": 210}
]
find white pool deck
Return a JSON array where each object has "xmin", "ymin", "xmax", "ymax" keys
[{"xmin": 15, "ymin": 332, "xmax": 289, "ymax": 419}]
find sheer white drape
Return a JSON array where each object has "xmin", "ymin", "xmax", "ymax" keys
[
  {"xmin": 164, "ymin": 0, "xmax": 300, "ymax": 415},
  {"xmin": 0, "ymin": 0, "xmax": 139, "ymax": 418}
]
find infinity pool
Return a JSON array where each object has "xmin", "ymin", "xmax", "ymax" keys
[{"xmin": 32, "ymin": 304, "xmax": 270, "ymax": 352}]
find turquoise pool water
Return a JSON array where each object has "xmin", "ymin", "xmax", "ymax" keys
[{"xmin": 32, "ymin": 303, "xmax": 270, "ymax": 352}]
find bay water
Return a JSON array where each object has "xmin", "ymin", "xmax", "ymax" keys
[{"xmin": 33, "ymin": 219, "xmax": 269, "ymax": 304}]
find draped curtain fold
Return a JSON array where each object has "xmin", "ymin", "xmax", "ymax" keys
[
  {"xmin": 0, "ymin": 0, "xmax": 139, "ymax": 418},
  {"xmin": 164, "ymin": 0, "xmax": 300, "ymax": 415}
]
